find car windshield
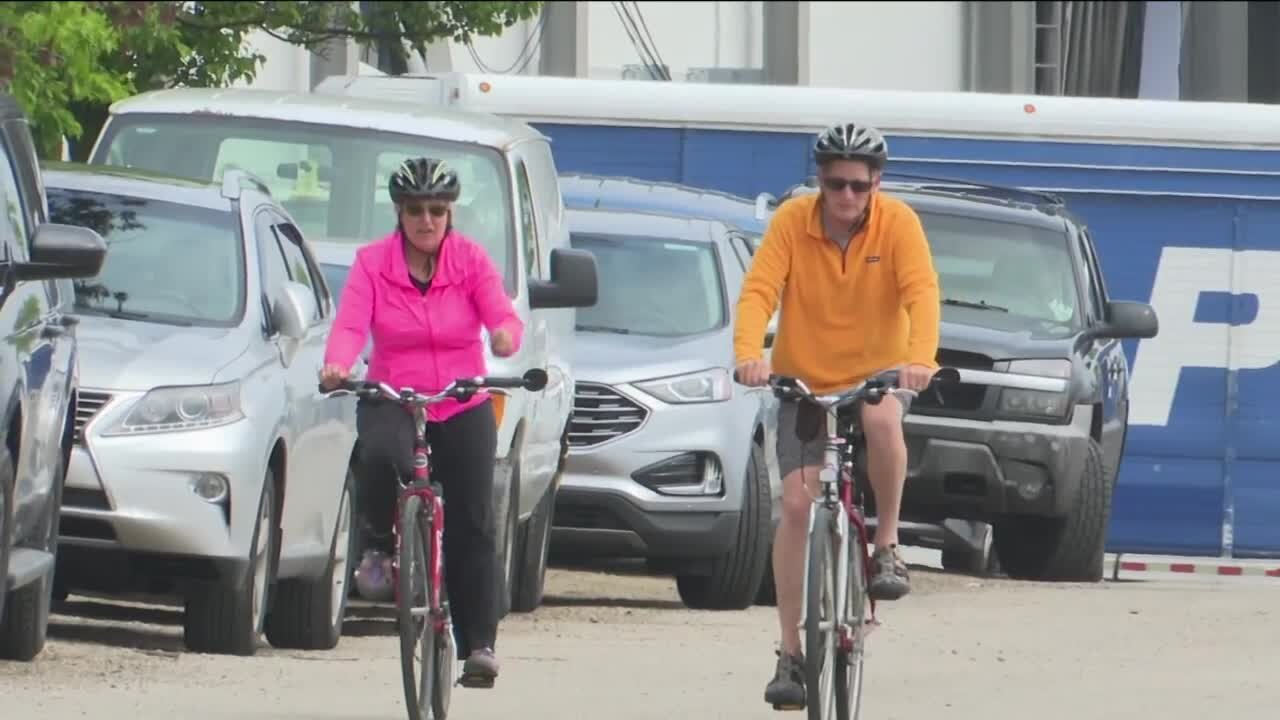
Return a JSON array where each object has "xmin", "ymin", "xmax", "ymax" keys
[
  {"xmin": 919, "ymin": 212, "xmax": 1080, "ymax": 329},
  {"xmin": 47, "ymin": 187, "xmax": 244, "ymax": 326},
  {"xmin": 570, "ymin": 233, "xmax": 726, "ymax": 337},
  {"xmin": 92, "ymin": 113, "xmax": 515, "ymax": 292}
]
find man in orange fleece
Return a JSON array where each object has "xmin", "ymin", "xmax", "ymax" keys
[{"xmin": 734, "ymin": 121, "xmax": 941, "ymax": 710}]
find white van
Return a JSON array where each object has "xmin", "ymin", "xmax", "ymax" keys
[{"xmin": 87, "ymin": 87, "xmax": 598, "ymax": 613}]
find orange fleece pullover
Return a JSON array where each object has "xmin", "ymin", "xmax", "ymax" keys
[{"xmin": 733, "ymin": 191, "xmax": 942, "ymax": 395}]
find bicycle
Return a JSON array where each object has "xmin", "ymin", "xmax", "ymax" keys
[
  {"xmin": 737, "ymin": 366, "xmax": 960, "ymax": 720},
  {"xmin": 318, "ymin": 368, "xmax": 549, "ymax": 720}
]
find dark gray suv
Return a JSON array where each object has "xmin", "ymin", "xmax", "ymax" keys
[
  {"xmin": 759, "ymin": 176, "xmax": 1158, "ymax": 582},
  {"xmin": 0, "ymin": 93, "xmax": 107, "ymax": 661}
]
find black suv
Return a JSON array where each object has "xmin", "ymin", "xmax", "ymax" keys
[
  {"xmin": 0, "ymin": 93, "xmax": 107, "ymax": 660},
  {"xmin": 763, "ymin": 175, "xmax": 1158, "ymax": 582}
]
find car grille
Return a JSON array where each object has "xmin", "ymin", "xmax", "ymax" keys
[
  {"xmin": 568, "ymin": 383, "xmax": 648, "ymax": 448},
  {"xmin": 74, "ymin": 391, "xmax": 113, "ymax": 444}
]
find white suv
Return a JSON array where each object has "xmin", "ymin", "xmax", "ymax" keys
[{"xmin": 88, "ymin": 87, "xmax": 598, "ymax": 614}]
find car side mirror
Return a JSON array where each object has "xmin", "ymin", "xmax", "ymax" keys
[
  {"xmin": 1095, "ymin": 300, "xmax": 1159, "ymax": 340},
  {"xmin": 272, "ymin": 281, "xmax": 316, "ymax": 341},
  {"xmin": 530, "ymin": 248, "xmax": 598, "ymax": 310},
  {"xmin": 15, "ymin": 223, "xmax": 107, "ymax": 282}
]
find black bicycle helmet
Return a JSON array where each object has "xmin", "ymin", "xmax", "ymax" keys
[
  {"xmin": 388, "ymin": 157, "xmax": 461, "ymax": 204},
  {"xmin": 813, "ymin": 122, "xmax": 889, "ymax": 169}
]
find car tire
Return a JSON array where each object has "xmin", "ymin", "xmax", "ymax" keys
[
  {"xmin": 264, "ymin": 466, "xmax": 355, "ymax": 650},
  {"xmin": 0, "ymin": 444, "xmax": 59, "ymax": 662},
  {"xmin": 0, "ymin": 445, "xmax": 11, "ymax": 624},
  {"xmin": 675, "ymin": 441, "xmax": 772, "ymax": 610},
  {"xmin": 184, "ymin": 472, "xmax": 277, "ymax": 656},
  {"xmin": 496, "ymin": 451, "xmax": 520, "ymax": 619},
  {"xmin": 992, "ymin": 438, "xmax": 1111, "ymax": 582},
  {"xmin": 510, "ymin": 479, "xmax": 554, "ymax": 613}
]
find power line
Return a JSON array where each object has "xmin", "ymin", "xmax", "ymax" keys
[
  {"xmin": 612, "ymin": 1, "xmax": 668, "ymax": 80},
  {"xmin": 627, "ymin": 1, "xmax": 671, "ymax": 79},
  {"xmin": 466, "ymin": 10, "xmax": 546, "ymax": 75}
]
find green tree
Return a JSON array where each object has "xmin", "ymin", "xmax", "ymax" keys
[{"xmin": 0, "ymin": 1, "xmax": 543, "ymax": 160}]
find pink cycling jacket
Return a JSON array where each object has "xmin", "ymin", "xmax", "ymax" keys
[{"xmin": 323, "ymin": 228, "xmax": 525, "ymax": 423}]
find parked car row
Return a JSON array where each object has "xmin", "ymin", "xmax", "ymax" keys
[{"xmin": 3, "ymin": 74, "xmax": 1159, "ymax": 663}]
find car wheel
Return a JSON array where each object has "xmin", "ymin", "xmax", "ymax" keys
[
  {"xmin": 509, "ymin": 478, "xmax": 554, "ymax": 613},
  {"xmin": 992, "ymin": 438, "xmax": 1110, "ymax": 582},
  {"xmin": 265, "ymin": 466, "xmax": 356, "ymax": 650},
  {"xmin": 0, "ymin": 444, "xmax": 59, "ymax": 662},
  {"xmin": 0, "ymin": 446, "xmax": 11, "ymax": 624},
  {"xmin": 675, "ymin": 441, "xmax": 772, "ymax": 610},
  {"xmin": 184, "ymin": 471, "xmax": 277, "ymax": 656}
]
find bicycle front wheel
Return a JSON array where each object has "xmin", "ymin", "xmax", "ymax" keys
[
  {"xmin": 835, "ymin": 521, "xmax": 869, "ymax": 720},
  {"xmin": 804, "ymin": 506, "xmax": 838, "ymax": 720},
  {"xmin": 398, "ymin": 494, "xmax": 435, "ymax": 720}
]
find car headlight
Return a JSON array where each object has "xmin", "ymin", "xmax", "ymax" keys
[
  {"xmin": 103, "ymin": 381, "xmax": 245, "ymax": 436},
  {"xmin": 998, "ymin": 359, "xmax": 1070, "ymax": 417},
  {"xmin": 633, "ymin": 368, "xmax": 732, "ymax": 405}
]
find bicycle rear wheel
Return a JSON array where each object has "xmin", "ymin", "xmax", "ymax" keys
[
  {"xmin": 398, "ymin": 494, "xmax": 435, "ymax": 720},
  {"xmin": 804, "ymin": 506, "xmax": 838, "ymax": 720},
  {"xmin": 431, "ymin": 552, "xmax": 456, "ymax": 719},
  {"xmin": 835, "ymin": 520, "xmax": 869, "ymax": 720}
]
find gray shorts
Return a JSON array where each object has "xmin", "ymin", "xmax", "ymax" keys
[{"xmin": 775, "ymin": 390, "xmax": 911, "ymax": 480}]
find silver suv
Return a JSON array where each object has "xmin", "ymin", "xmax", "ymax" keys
[
  {"xmin": 553, "ymin": 206, "xmax": 781, "ymax": 609},
  {"xmin": 46, "ymin": 162, "xmax": 358, "ymax": 656}
]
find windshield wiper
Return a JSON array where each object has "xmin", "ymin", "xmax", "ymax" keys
[
  {"xmin": 576, "ymin": 324, "xmax": 632, "ymax": 335},
  {"xmin": 943, "ymin": 298, "xmax": 1009, "ymax": 313},
  {"xmin": 77, "ymin": 306, "xmax": 193, "ymax": 326}
]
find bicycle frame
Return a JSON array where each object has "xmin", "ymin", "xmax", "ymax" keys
[{"xmin": 391, "ymin": 397, "xmax": 449, "ymax": 635}]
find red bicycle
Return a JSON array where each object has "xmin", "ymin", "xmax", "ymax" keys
[
  {"xmin": 738, "ymin": 366, "xmax": 958, "ymax": 719},
  {"xmin": 319, "ymin": 368, "xmax": 548, "ymax": 720}
]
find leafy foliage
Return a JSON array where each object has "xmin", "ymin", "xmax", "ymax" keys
[{"xmin": 0, "ymin": 1, "xmax": 544, "ymax": 159}]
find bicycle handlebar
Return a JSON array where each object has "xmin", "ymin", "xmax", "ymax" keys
[
  {"xmin": 317, "ymin": 367, "xmax": 549, "ymax": 405},
  {"xmin": 733, "ymin": 366, "xmax": 961, "ymax": 412}
]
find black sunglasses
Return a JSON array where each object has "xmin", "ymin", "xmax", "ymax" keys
[
  {"xmin": 403, "ymin": 203, "xmax": 450, "ymax": 218},
  {"xmin": 821, "ymin": 176, "xmax": 875, "ymax": 193}
]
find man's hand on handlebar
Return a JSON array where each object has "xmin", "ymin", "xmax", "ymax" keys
[
  {"xmin": 735, "ymin": 358, "xmax": 772, "ymax": 387},
  {"xmin": 900, "ymin": 363, "xmax": 937, "ymax": 392},
  {"xmin": 319, "ymin": 363, "xmax": 351, "ymax": 392}
]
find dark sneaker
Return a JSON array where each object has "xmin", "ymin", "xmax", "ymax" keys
[
  {"xmin": 868, "ymin": 544, "xmax": 911, "ymax": 601},
  {"xmin": 764, "ymin": 649, "xmax": 805, "ymax": 710},
  {"xmin": 460, "ymin": 648, "xmax": 499, "ymax": 688}
]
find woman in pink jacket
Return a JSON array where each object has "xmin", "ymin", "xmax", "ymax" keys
[{"xmin": 320, "ymin": 157, "xmax": 523, "ymax": 687}]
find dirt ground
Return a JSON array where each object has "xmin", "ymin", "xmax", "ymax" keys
[{"xmin": 2, "ymin": 561, "xmax": 1277, "ymax": 720}]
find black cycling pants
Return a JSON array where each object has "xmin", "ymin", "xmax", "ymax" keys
[{"xmin": 354, "ymin": 396, "xmax": 500, "ymax": 656}]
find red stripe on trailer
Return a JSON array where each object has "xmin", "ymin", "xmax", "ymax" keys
[{"xmin": 1115, "ymin": 559, "xmax": 1280, "ymax": 577}]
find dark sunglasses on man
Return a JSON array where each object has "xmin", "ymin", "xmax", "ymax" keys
[{"xmin": 821, "ymin": 176, "xmax": 875, "ymax": 193}]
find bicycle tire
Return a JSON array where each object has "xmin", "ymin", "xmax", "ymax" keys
[
  {"xmin": 398, "ymin": 494, "xmax": 435, "ymax": 720},
  {"xmin": 431, "ymin": 539, "xmax": 455, "ymax": 720},
  {"xmin": 835, "ymin": 518, "xmax": 869, "ymax": 720},
  {"xmin": 804, "ymin": 505, "xmax": 838, "ymax": 720}
]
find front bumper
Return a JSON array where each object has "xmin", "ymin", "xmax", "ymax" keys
[
  {"xmin": 896, "ymin": 407, "xmax": 1094, "ymax": 523},
  {"xmin": 552, "ymin": 381, "xmax": 758, "ymax": 560},
  {"xmin": 60, "ymin": 390, "xmax": 269, "ymax": 565}
]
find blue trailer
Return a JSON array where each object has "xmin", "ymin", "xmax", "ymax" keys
[{"xmin": 317, "ymin": 73, "xmax": 1280, "ymax": 560}]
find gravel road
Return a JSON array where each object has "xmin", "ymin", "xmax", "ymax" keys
[{"xmin": 2, "ymin": 561, "xmax": 1276, "ymax": 720}]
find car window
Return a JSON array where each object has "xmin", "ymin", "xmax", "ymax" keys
[
  {"xmin": 514, "ymin": 160, "xmax": 540, "ymax": 279},
  {"xmin": 95, "ymin": 113, "xmax": 516, "ymax": 295},
  {"xmin": 0, "ymin": 136, "xmax": 28, "ymax": 262},
  {"xmin": 47, "ymin": 187, "xmax": 245, "ymax": 327},
  {"xmin": 319, "ymin": 262, "xmax": 350, "ymax": 307},
  {"xmin": 1078, "ymin": 229, "xmax": 1108, "ymax": 322},
  {"xmin": 919, "ymin": 212, "xmax": 1080, "ymax": 329},
  {"xmin": 270, "ymin": 216, "xmax": 327, "ymax": 320},
  {"xmin": 570, "ymin": 232, "xmax": 725, "ymax": 337}
]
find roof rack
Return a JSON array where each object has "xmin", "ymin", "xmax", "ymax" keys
[
  {"xmin": 220, "ymin": 168, "xmax": 274, "ymax": 200},
  {"xmin": 879, "ymin": 171, "xmax": 1064, "ymax": 206}
]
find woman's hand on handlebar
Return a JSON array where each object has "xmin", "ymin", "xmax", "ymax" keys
[
  {"xmin": 319, "ymin": 363, "xmax": 350, "ymax": 392},
  {"xmin": 734, "ymin": 358, "xmax": 772, "ymax": 387}
]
